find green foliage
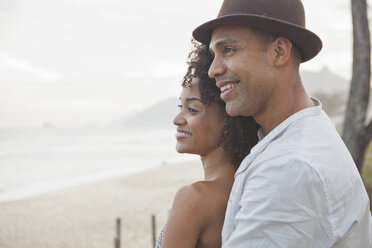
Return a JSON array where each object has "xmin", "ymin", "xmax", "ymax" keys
[{"xmin": 361, "ymin": 141, "xmax": 372, "ymax": 209}]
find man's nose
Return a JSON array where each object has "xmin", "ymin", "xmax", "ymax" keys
[{"xmin": 208, "ymin": 55, "xmax": 225, "ymax": 79}]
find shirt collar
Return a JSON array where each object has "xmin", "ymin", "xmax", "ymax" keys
[
  {"xmin": 237, "ymin": 98, "xmax": 322, "ymax": 175},
  {"xmin": 257, "ymin": 98, "xmax": 321, "ymax": 142}
]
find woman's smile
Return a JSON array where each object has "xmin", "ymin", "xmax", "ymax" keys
[{"xmin": 175, "ymin": 129, "xmax": 193, "ymax": 139}]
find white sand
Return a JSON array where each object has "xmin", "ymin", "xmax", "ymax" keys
[{"xmin": 0, "ymin": 160, "xmax": 203, "ymax": 248}]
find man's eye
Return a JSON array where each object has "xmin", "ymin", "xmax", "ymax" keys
[{"xmin": 224, "ymin": 47, "xmax": 235, "ymax": 53}]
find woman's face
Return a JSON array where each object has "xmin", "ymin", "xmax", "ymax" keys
[{"xmin": 173, "ymin": 79, "xmax": 225, "ymax": 156}]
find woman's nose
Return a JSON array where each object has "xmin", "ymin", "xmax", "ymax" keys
[{"xmin": 173, "ymin": 111, "xmax": 186, "ymax": 126}]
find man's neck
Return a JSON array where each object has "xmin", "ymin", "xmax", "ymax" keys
[{"xmin": 256, "ymin": 79, "xmax": 314, "ymax": 136}]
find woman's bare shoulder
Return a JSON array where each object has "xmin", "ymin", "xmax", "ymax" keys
[
  {"xmin": 172, "ymin": 182, "xmax": 210, "ymax": 211},
  {"xmin": 172, "ymin": 181, "xmax": 226, "ymax": 214},
  {"xmin": 161, "ymin": 182, "xmax": 213, "ymax": 247},
  {"xmin": 162, "ymin": 181, "xmax": 230, "ymax": 247}
]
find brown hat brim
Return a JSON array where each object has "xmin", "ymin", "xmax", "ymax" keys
[{"xmin": 192, "ymin": 15, "xmax": 322, "ymax": 62}]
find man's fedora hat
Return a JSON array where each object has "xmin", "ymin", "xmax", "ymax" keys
[{"xmin": 193, "ymin": 0, "xmax": 322, "ymax": 62}]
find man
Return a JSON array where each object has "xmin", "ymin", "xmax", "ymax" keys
[{"xmin": 192, "ymin": 0, "xmax": 371, "ymax": 247}]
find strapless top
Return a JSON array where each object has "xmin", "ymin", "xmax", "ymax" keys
[{"xmin": 155, "ymin": 225, "xmax": 166, "ymax": 248}]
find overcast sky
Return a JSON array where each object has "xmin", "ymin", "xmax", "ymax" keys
[{"xmin": 0, "ymin": 0, "xmax": 368, "ymax": 128}]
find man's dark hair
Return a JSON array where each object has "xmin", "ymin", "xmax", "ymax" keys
[
  {"xmin": 182, "ymin": 40, "xmax": 260, "ymax": 167},
  {"xmin": 250, "ymin": 28, "xmax": 302, "ymax": 65}
]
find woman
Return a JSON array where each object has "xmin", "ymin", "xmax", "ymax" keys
[{"xmin": 157, "ymin": 41, "xmax": 259, "ymax": 248}]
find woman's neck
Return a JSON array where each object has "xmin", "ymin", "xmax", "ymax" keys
[{"xmin": 200, "ymin": 147, "xmax": 237, "ymax": 182}]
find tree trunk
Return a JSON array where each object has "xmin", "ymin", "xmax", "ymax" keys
[{"xmin": 342, "ymin": 0, "xmax": 371, "ymax": 172}]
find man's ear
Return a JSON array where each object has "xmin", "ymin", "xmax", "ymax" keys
[{"xmin": 271, "ymin": 37, "xmax": 292, "ymax": 67}]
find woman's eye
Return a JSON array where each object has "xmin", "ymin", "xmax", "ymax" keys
[
  {"xmin": 177, "ymin": 104, "xmax": 182, "ymax": 109},
  {"xmin": 188, "ymin": 108, "xmax": 198, "ymax": 113}
]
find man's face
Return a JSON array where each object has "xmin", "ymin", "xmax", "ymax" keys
[{"xmin": 208, "ymin": 25, "xmax": 276, "ymax": 119}]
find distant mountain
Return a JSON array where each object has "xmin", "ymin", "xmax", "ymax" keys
[
  {"xmin": 114, "ymin": 97, "xmax": 179, "ymax": 128},
  {"xmin": 114, "ymin": 68, "xmax": 360, "ymax": 129},
  {"xmin": 301, "ymin": 67, "xmax": 349, "ymax": 95},
  {"xmin": 301, "ymin": 67, "xmax": 349, "ymax": 118}
]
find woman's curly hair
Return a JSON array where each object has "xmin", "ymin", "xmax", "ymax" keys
[{"xmin": 181, "ymin": 40, "xmax": 259, "ymax": 167}]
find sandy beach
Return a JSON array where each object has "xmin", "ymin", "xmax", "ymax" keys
[{"xmin": 0, "ymin": 159, "xmax": 203, "ymax": 248}]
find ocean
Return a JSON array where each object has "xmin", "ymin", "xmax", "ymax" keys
[{"xmin": 0, "ymin": 127, "xmax": 195, "ymax": 202}]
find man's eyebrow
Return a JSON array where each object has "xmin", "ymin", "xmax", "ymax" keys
[{"xmin": 209, "ymin": 38, "xmax": 238, "ymax": 53}]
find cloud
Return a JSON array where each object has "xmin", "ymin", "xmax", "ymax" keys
[
  {"xmin": 0, "ymin": 0, "xmax": 364, "ymax": 127},
  {"xmin": 0, "ymin": 51, "xmax": 63, "ymax": 82}
]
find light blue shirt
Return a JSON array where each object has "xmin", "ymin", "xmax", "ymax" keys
[{"xmin": 222, "ymin": 100, "xmax": 371, "ymax": 247}]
